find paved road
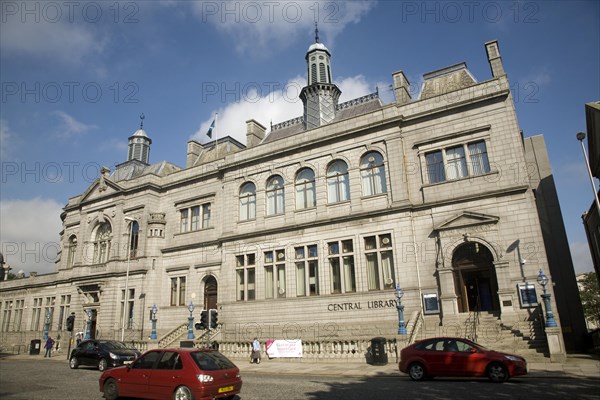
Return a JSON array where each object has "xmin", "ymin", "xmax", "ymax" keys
[{"xmin": 1, "ymin": 358, "xmax": 599, "ymax": 400}]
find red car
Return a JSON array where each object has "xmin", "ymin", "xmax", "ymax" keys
[
  {"xmin": 399, "ymin": 337, "xmax": 527, "ymax": 382},
  {"xmin": 99, "ymin": 348, "xmax": 242, "ymax": 400}
]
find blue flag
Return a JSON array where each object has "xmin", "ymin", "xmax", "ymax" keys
[{"xmin": 206, "ymin": 119, "xmax": 215, "ymax": 138}]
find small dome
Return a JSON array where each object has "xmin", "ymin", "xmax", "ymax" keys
[
  {"xmin": 132, "ymin": 129, "xmax": 148, "ymax": 138},
  {"xmin": 307, "ymin": 42, "xmax": 329, "ymax": 53}
]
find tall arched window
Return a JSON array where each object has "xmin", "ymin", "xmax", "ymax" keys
[
  {"xmin": 360, "ymin": 151, "xmax": 387, "ymax": 196},
  {"xmin": 93, "ymin": 222, "xmax": 112, "ymax": 264},
  {"xmin": 295, "ymin": 168, "xmax": 316, "ymax": 209},
  {"xmin": 66, "ymin": 235, "xmax": 77, "ymax": 269},
  {"xmin": 128, "ymin": 221, "xmax": 139, "ymax": 259},
  {"xmin": 239, "ymin": 182, "xmax": 256, "ymax": 221},
  {"xmin": 327, "ymin": 160, "xmax": 350, "ymax": 203},
  {"xmin": 266, "ymin": 175, "xmax": 285, "ymax": 215}
]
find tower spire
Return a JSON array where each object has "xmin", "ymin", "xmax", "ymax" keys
[
  {"xmin": 139, "ymin": 113, "xmax": 145, "ymax": 129},
  {"xmin": 315, "ymin": 21, "xmax": 319, "ymax": 43}
]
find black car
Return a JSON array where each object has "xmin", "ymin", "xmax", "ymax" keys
[{"xmin": 69, "ymin": 339, "xmax": 141, "ymax": 371}]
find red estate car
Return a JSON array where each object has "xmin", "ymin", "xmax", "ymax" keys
[
  {"xmin": 99, "ymin": 348, "xmax": 242, "ymax": 400},
  {"xmin": 399, "ymin": 337, "xmax": 527, "ymax": 383}
]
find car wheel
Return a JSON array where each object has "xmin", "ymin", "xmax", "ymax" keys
[
  {"xmin": 487, "ymin": 362, "xmax": 508, "ymax": 383},
  {"xmin": 173, "ymin": 385, "xmax": 194, "ymax": 400},
  {"xmin": 69, "ymin": 357, "xmax": 79, "ymax": 369},
  {"xmin": 408, "ymin": 362, "xmax": 427, "ymax": 381},
  {"xmin": 98, "ymin": 358, "xmax": 108, "ymax": 372},
  {"xmin": 103, "ymin": 378, "xmax": 119, "ymax": 400}
]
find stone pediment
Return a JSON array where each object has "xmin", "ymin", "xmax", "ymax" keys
[
  {"xmin": 80, "ymin": 178, "xmax": 123, "ymax": 203},
  {"xmin": 435, "ymin": 211, "xmax": 499, "ymax": 231}
]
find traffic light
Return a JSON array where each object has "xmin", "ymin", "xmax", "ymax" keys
[
  {"xmin": 209, "ymin": 309, "xmax": 218, "ymax": 329},
  {"xmin": 195, "ymin": 310, "xmax": 208, "ymax": 330},
  {"xmin": 66, "ymin": 314, "xmax": 75, "ymax": 331}
]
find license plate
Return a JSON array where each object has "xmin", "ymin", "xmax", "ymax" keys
[{"xmin": 218, "ymin": 386, "xmax": 234, "ymax": 393}]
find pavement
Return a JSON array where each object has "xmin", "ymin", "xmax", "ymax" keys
[{"xmin": 2, "ymin": 352, "xmax": 599, "ymax": 380}]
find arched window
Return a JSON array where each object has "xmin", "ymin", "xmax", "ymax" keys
[
  {"xmin": 93, "ymin": 222, "xmax": 112, "ymax": 264},
  {"xmin": 319, "ymin": 63, "xmax": 326, "ymax": 82},
  {"xmin": 311, "ymin": 64, "xmax": 317, "ymax": 85},
  {"xmin": 266, "ymin": 175, "xmax": 285, "ymax": 215},
  {"xmin": 327, "ymin": 160, "xmax": 350, "ymax": 203},
  {"xmin": 66, "ymin": 235, "xmax": 77, "ymax": 269},
  {"xmin": 239, "ymin": 182, "xmax": 256, "ymax": 221},
  {"xmin": 360, "ymin": 151, "xmax": 387, "ymax": 196},
  {"xmin": 295, "ymin": 168, "xmax": 316, "ymax": 209},
  {"xmin": 128, "ymin": 221, "xmax": 139, "ymax": 259}
]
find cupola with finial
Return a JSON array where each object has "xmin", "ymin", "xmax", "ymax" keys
[
  {"xmin": 300, "ymin": 23, "xmax": 342, "ymax": 129},
  {"xmin": 127, "ymin": 113, "xmax": 152, "ymax": 164}
]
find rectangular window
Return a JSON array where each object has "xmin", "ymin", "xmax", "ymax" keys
[
  {"xmin": 364, "ymin": 234, "xmax": 395, "ymax": 291},
  {"xmin": 328, "ymin": 239, "xmax": 356, "ymax": 293},
  {"xmin": 121, "ymin": 289, "xmax": 135, "ymax": 329},
  {"xmin": 170, "ymin": 277, "xmax": 186, "ymax": 306},
  {"xmin": 446, "ymin": 145, "xmax": 467, "ymax": 180},
  {"xmin": 180, "ymin": 203, "xmax": 212, "ymax": 233},
  {"xmin": 265, "ymin": 250, "xmax": 286, "ymax": 298},
  {"xmin": 2, "ymin": 301, "xmax": 13, "ymax": 332},
  {"xmin": 31, "ymin": 298, "xmax": 42, "ymax": 331},
  {"xmin": 295, "ymin": 245, "xmax": 319, "ymax": 297},
  {"xmin": 58, "ymin": 295, "xmax": 71, "ymax": 331},
  {"xmin": 425, "ymin": 140, "xmax": 491, "ymax": 184},
  {"xmin": 43, "ymin": 297, "xmax": 56, "ymax": 331},
  {"xmin": 202, "ymin": 204, "xmax": 211, "ymax": 228},
  {"xmin": 190, "ymin": 206, "xmax": 200, "ymax": 231},
  {"xmin": 180, "ymin": 209, "xmax": 189, "ymax": 232},
  {"xmin": 468, "ymin": 141, "xmax": 491, "ymax": 176},
  {"xmin": 236, "ymin": 254, "xmax": 256, "ymax": 301},
  {"xmin": 425, "ymin": 150, "xmax": 445, "ymax": 183}
]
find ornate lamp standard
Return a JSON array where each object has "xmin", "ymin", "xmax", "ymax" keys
[
  {"xmin": 42, "ymin": 309, "xmax": 52, "ymax": 340},
  {"xmin": 84, "ymin": 308, "xmax": 93, "ymax": 339},
  {"xmin": 537, "ymin": 269, "xmax": 558, "ymax": 328},
  {"xmin": 187, "ymin": 300, "xmax": 195, "ymax": 339},
  {"xmin": 150, "ymin": 304, "xmax": 158, "ymax": 340},
  {"xmin": 395, "ymin": 283, "xmax": 407, "ymax": 335}
]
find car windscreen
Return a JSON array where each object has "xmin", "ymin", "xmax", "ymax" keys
[
  {"xmin": 100, "ymin": 341, "xmax": 129, "ymax": 350},
  {"xmin": 191, "ymin": 351, "xmax": 236, "ymax": 371}
]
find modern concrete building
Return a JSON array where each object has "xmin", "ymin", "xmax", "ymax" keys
[{"xmin": 0, "ymin": 38, "xmax": 587, "ymax": 361}]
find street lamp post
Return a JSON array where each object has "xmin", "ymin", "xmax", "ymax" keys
[
  {"xmin": 576, "ymin": 132, "xmax": 600, "ymax": 216},
  {"xmin": 395, "ymin": 283, "xmax": 407, "ymax": 335},
  {"xmin": 150, "ymin": 304, "xmax": 158, "ymax": 340},
  {"xmin": 84, "ymin": 308, "xmax": 93, "ymax": 339},
  {"xmin": 121, "ymin": 217, "xmax": 136, "ymax": 341},
  {"xmin": 537, "ymin": 269, "xmax": 558, "ymax": 328},
  {"xmin": 42, "ymin": 309, "xmax": 52, "ymax": 340},
  {"xmin": 187, "ymin": 301, "xmax": 195, "ymax": 339}
]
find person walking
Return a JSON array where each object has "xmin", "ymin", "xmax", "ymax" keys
[
  {"xmin": 251, "ymin": 337, "xmax": 261, "ymax": 364},
  {"xmin": 44, "ymin": 336, "xmax": 55, "ymax": 358}
]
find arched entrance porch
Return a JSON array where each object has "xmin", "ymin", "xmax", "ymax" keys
[
  {"xmin": 452, "ymin": 242, "xmax": 499, "ymax": 313},
  {"xmin": 203, "ymin": 275, "xmax": 218, "ymax": 310}
]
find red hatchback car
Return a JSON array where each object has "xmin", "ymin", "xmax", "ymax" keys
[
  {"xmin": 399, "ymin": 337, "xmax": 527, "ymax": 383},
  {"xmin": 99, "ymin": 348, "xmax": 242, "ymax": 400}
]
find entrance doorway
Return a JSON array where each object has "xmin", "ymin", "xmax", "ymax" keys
[
  {"xmin": 452, "ymin": 242, "xmax": 499, "ymax": 313},
  {"xmin": 203, "ymin": 276, "xmax": 218, "ymax": 310}
]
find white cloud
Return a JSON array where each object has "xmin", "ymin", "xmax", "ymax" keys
[
  {"xmin": 0, "ymin": 119, "xmax": 12, "ymax": 160},
  {"xmin": 190, "ymin": 0, "xmax": 376, "ymax": 55},
  {"xmin": 191, "ymin": 74, "xmax": 382, "ymax": 144},
  {"xmin": 0, "ymin": 16, "xmax": 107, "ymax": 65},
  {"xmin": 53, "ymin": 111, "xmax": 98, "ymax": 139},
  {"xmin": 0, "ymin": 198, "xmax": 64, "ymax": 276},
  {"xmin": 570, "ymin": 241, "xmax": 594, "ymax": 274}
]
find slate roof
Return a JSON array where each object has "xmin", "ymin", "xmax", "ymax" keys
[
  {"xmin": 262, "ymin": 92, "xmax": 383, "ymax": 144},
  {"xmin": 111, "ymin": 159, "xmax": 181, "ymax": 182},
  {"xmin": 419, "ymin": 62, "xmax": 477, "ymax": 100}
]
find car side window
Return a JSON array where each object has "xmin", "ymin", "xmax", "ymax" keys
[
  {"xmin": 432, "ymin": 340, "xmax": 445, "ymax": 351},
  {"xmin": 456, "ymin": 341, "xmax": 472, "ymax": 352},
  {"xmin": 156, "ymin": 352, "xmax": 179, "ymax": 370},
  {"xmin": 132, "ymin": 351, "xmax": 162, "ymax": 370}
]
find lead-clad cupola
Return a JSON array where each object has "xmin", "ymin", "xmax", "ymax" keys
[
  {"xmin": 300, "ymin": 24, "xmax": 341, "ymax": 129},
  {"xmin": 127, "ymin": 113, "xmax": 152, "ymax": 164}
]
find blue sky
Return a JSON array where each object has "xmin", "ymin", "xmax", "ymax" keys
[{"xmin": 1, "ymin": 1, "xmax": 598, "ymax": 276}]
